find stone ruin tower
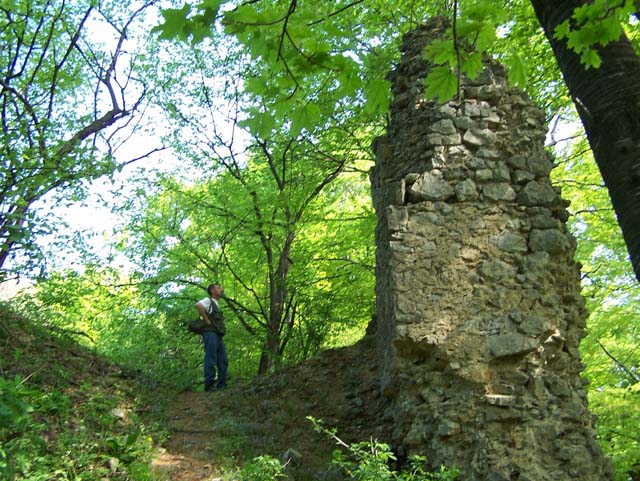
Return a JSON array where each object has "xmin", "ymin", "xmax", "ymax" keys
[{"xmin": 370, "ymin": 19, "xmax": 613, "ymax": 481}]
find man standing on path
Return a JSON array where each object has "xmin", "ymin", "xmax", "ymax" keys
[{"xmin": 195, "ymin": 283, "xmax": 228, "ymax": 392}]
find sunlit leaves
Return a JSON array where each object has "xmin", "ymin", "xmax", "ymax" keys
[
  {"xmin": 154, "ymin": 5, "xmax": 192, "ymax": 41},
  {"xmin": 580, "ymin": 49, "xmax": 603, "ymax": 69},
  {"xmin": 153, "ymin": 0, "xmax": 224, "ymax": 44},
  {"xmin": 0, "ymin": 0, "xmax": 153, "ymax": 276},
  {"xmin": 552, "ymin": 132, "xmax": 640, "ymax": 481},
  {"xmin": 424, "ymin": 66, "xmax": 458, "ymax": 102},
  {"xmin": 363, "ymin": 79, "xmax": 391, "ymax": 115},
  {"xmin": 155, "ymin": 0, "xmax": 393, "ymax": 137},
  {"xmin": 460, "ymin": 51, "xmax": 483, "ymax": 78},
  {"xmin": 424, "ymin": 39, "xmax": 457, "ymax": 65},
  {"xmin": 240, "ymin": 109, "xmax": 277, "ymax": 139},
  {"xmin": 420, "ymin": 0, "xmax": 511, "ymax": 102},
  {"xmin": 290, "ymin": 102, "xmax": 322, "ymax": 137},
  {"xmin": 553, "ymin": 0, "xmax": 633, "ymax": 69},
  {"xmin": 338, "ymin": 69, "xmax": 361, "ymax": 97},
  {"xmin": 504, "ymin": 53, "xmax": 527, "ymax": 88}
]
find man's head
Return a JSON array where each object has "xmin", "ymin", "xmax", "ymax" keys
[{"xmin": 207, "ymin": 283, "xmax": 223, "ymax": 299}]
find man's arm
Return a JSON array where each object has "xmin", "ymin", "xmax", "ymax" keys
[{"xmin": 195, "ymin": 302, "xmax": 211, "ymax": 326}]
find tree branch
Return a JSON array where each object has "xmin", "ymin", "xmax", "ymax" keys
[{"xmin": 597, "ymin": 339, "xmax": 640, "ymax": 384}]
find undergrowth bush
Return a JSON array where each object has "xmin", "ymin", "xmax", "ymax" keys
[
  {"xmin": 237, "ymin": 418, "xmax": 459, "ymax": 481},
  {"xmin": 0, "ymin": 303, "xmax": 163, "ymax": 481},
  {"xmin": 240, "ymin": 455, "xmax": 287, "ymax": 481},
  {"xmin": 0, "ymin": 375, "xmax": 158, "ymax": 481},
  {"xmin": 0, "ymin": 376, "xmax": 35, "ymax": 479},
  {"xmin": 308, "ymin": 417, "xmax": 459, "ymax": 481}
]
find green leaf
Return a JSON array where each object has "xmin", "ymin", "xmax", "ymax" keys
[
  {"xmin": 461, "ymin": 52, "xmax": 483, "ymax": 79},
  {"xmin": 580, "ymin": 48, "xmax": 602, "ymax": 69},
  {"xmin": 599, "ymin": 17, "xmax": 622, "ymax": 45},
  {"xmin": 152, "ymin": 5, "xmax": 192, "ymax": 41},
  {"xmin": 474, "ymin": 23, "xmax": 497, "ymax": 52},
  {"xmin": 255, "ymin": 111, "xmax": 276, "ymax": 138},
  {"xmin": 567, "ymin": 31, "xmax": 587, "ymax": 53},
  {"xmin": 363, "ymin": 78, "xmax": 390, "ymax": 115},
  {"xmin": 504, "ymin": 54, "xmax": 527, "ymax": 88},
  {"xmin": 338, "ymin": 70, "xmax": 362, "ymax": 97},
  {"xmin": 424, "ymin": 66, "xmax": 458, "ymax": 102},
  {"xmin": 572, "ymin": 3, "xmax": 592, "ymax": 24},
  {"xmin": 424, "ymin": 39, "xmax": 456, "ymax": 66},
  {"xmin": 290, "ymin": 102, "xmax": 322, "ymax": 137},
  {"xmin": 554, "ymin": 20, "xmax": 571, "ymax": 40},
  {"xmin": 245, "ymin": 76, "xmax": 269, "ymax": 96},
  {"xmin": 238, "ymin": 109, "xmax": 277, "ymax": 138},
  {"xmin": 189, "ymin": 17, "xmax": 214, "ymax": 44},
  {"xmin": 199, "ymin": 0, "xmax": 224, "ymax": 18}
]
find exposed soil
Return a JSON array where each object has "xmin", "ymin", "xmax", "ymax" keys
[{"xmin": 152, "ymin": 335, "xmax": 394, "ymax": 481}]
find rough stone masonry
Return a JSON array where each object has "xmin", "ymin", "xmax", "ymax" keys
[{"xmin": 370, "ymin": 18, "xmax": 613, "ymax": 481}]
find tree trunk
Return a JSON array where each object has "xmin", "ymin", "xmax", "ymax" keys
[
  {"xmin": 530, "ymin": 0, "xmax": 640, "ymax": 283},
  {"xmin": 257, "ymin": 343, "xmax": 271, "ymax": 375},
  {"xmin": 256, "ymin": 328, "xmax": 281, "ymax": 375}
]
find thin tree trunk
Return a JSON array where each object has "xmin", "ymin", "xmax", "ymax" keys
[
  {"xmin": 530, "ymin": 0, "xmax": 640, "ymax": 282},
  {"xmin": 257, "ymin": 343, "xmax": 271, "ymax": 375}
]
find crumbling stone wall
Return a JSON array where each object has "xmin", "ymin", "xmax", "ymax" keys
[{"xmin": 370, "ymin": 18, "xmax": 613, "ymax": 481}]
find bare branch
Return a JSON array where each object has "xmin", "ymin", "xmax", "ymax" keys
[
  {"xmin": 597, "ymin": 339, "xmax": 640, "ymax": 384},
  {"xmin": 307, "ymin": 0, "xmax": 366, "ymax": 26}
]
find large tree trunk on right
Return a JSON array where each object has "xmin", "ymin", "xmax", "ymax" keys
[{"xmin": 530, "ymin": 0, "xmax": 640, "ymax": 283}]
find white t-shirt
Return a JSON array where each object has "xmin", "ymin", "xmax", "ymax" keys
[{"xmin": 198, "ymin": 297, "xmax": 218, "ymax": 313}]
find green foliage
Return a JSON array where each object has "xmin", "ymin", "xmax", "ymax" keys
[
  {"xmin": 553, "ymin": 0, "xmax": 636, "ymax": 69},
  {"xmin": 420, "ymin": 0, "xmax": 508, "ymax": 102},
  {"xmin": 3, "ymin": 0, "xmax": 639, "ymax": 477},
  {"xmin": 154, "ymin": 0, "xmax": 400, "ymax": 139},
  {"xmin": 552, "ymin": 132, "xmax": 640, "ymax": 481},
  {"xmin": 0, "ymin": 376, "xmax": 33, "ymax": 432},
  {"xmin": 153, "ymin": 0, "xmax": 224, "ymax": 44},
  {"xmin": 308, "ymin": 417, "xmax": 459, "ymax": 481},
  {"xmin": 423, "ymin": 66, "xmax": 458, "ymax": 103},
  {"xmin": 289, "ymin": 102, "xmax": 322, "ymax": 138},
  {"xmin": 105, "ymin": 431, "xmax": 143, "ymax": 465},
  {"xmin": 240, "ymin": 455, "xmax": 287, "ymax": 481},
  {"xmin": 0, "ymin": 0, "xmax": 155, "ymax": 276},
  {"xmin": 236, "ymin": 418, "xmax": 460, "ymax": 481},
  {"xmin": 0, "ymin": 376, "xmax": 35, "ymax": 479},
  {"xmin": 15, "ymin": 267, "xmax": 203, "ymax": 390},
  {"xmin": 0, "ymin": 378, "xmax": 156, "ymax": 480},
  {"xmin": 0, "ymin": 305, "xmax": 161, "ymax": 481},
  {"xmin": 116, "ymin": 29, "xmax": 379, "ymax": 375},
  {"xmin": 119, "ymin": 145, "xmax": 376, "ymax": 374},
  {"xmin": 364, "ymin": 79, "xmax": 393, "ymax": 115}
]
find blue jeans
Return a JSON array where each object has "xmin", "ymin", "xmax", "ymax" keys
[{"xmin": 203, "ymin": 331, "xmax": 228, "ymax": 390}]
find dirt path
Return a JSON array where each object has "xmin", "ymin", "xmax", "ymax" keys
[
  {"xmin": 150, "ymin": 337, "xmax": 389, "ymax": 481},
  {"xmin": 152, "ymin": 391, "xmax": 225, "ymax": 481}
]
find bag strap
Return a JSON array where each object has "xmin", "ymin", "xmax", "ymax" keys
[{"xmin": 207, "ymin": 297, "xmax": 218, "ymax": 316}]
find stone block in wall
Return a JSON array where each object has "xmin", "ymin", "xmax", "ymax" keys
[
  {"xmin": 491, "ymin": 231, "xmax": 528, "ymax": 253},
  {"xmin": 487, "ymin": 334, "xmax": 537, "ymax": 358},
  {"xmin": 462, "ymin": 127, "xmax": 497, "ymax": 146},
  {"xmin": 517, "ymin": 180, "xmax": 558, "ymax": 206},
  {"xmin": 481, "ymin": 182, "xmax": 516, "ymax": 201},
  {"xmin": 454, "ymin": 178, "xmax": 478, "ymax": 201},
  {"xmin": 529, "ymin": 228, "xmax": 571, "ymax": 254},
  {"xmin": 387, "ymin": 205, "xmax": 408, "ymax": 232},
  {"xmin": 406, "ymin": 172, "xmax": 454, "ymax": 202}
]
